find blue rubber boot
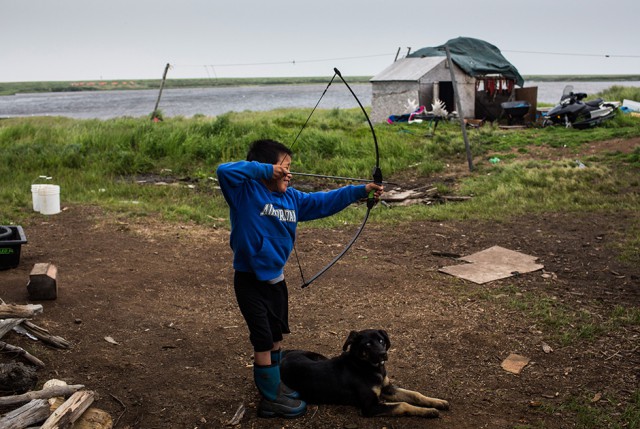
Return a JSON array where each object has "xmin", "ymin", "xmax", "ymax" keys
[
  {"xmin": 271, "ymin": 349, "xmax": 301, "ymax": 399},
  {"xmin": 254, "ymin": 363, "xmax": 306, "ymax": 418}
]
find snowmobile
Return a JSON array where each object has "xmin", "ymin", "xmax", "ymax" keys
[{"xmin": 543, "ymin": 85, "xmax": 618, "ymax": 129}]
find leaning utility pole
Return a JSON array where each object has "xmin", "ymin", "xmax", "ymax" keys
[
  {"xmin": 444, "ymin": 47, "xmax": 473, "ymax": 172},
  {"xmin": 151, "ymin": 63, "xmax": 170, "ymax": 120}
]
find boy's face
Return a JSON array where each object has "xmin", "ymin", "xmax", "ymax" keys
[{"xmin": 265, "ymin": 153, "xmax": 291, "ymax": 193}]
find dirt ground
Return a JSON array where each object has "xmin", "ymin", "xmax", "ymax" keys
[{"xmin": 1, "ymin": 138, "xmax": 639, "ymax": 429}]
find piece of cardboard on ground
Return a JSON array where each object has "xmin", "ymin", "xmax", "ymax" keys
[
  {"xmin": 501, "ymin": 353, "xmax": 530, "ymax": 374},
  {"xmin": 439, "ymin": 245, "xmax": 544, "ymax": 284}
]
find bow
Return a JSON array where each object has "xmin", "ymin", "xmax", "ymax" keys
[{"xmin": 289, "ymin": 67, "xmax": 382, "ymax": 288}]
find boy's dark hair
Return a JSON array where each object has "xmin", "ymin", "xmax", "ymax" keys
[{"xmin": 246, "ymin": 139, "xmax": 292, "ymax": 164}]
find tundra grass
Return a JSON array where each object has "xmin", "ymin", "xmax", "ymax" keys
[{"xmin": 1, "ymin": 107, "xmax": 639, "ymax": 228}]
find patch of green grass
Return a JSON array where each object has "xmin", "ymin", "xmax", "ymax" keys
[
  {"xmin": 493, "ymin": 287, "xmax": 640, "ymax": 346},
  {"xmin": 541, "ymin": 390, "xmax": 640, "ymax": 429},
  {"xmin": 607, "ymin": 217, "xmax": 640, "ymax": 266},
  {"xmin": 372, "ymin": 159, "xmax": 638, "ymax": 226}
]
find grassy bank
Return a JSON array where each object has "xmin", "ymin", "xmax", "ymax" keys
[
  {"xmin": 1, "ymin": 89, "xmax": 639, "ymax": 230},
  {"xmin": 523, "ymin": 74, "xmax": 640, "ymax": 82}
]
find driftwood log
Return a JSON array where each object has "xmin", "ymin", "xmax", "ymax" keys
[
  {"xmin": 20, "ymin": 320, "xmax": 70, "ymax": 349},
  {"xmin": 0, "ymin": 318, "xmax": 25, "ymax": 339},
  {"xmin": 0, "ymin": 399, "xmax": 50, "ymax": 429},
  {"xmin": 378, "ymin": 186, "xmax": 472, "ymax": 207},
  {"xmin": 0, "ymin": 384, "xmax": 85, "ymax": 407},
  {"xmin": 0, "ymin": 341, "xmax": 45, "ymax": 367},
  {"xmin": 0, "ymin": 304, "xmax": 43, "ymax": 319}
]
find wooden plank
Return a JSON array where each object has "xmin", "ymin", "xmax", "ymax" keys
[
  {"xmin": 47, "ymin": 379, "xmax": 114, "ymax": 429},
  {"xmin": 50, "ymin": 398, "xmax": 113, "ymax": 429},
  {"xmin": 41, "ymin": 390, "xmax": 95, "ymax": 429}
]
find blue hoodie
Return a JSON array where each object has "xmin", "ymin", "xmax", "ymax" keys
[{"xmin": 216, "ymin": 160, "xmax": 368, "ymax": 282}]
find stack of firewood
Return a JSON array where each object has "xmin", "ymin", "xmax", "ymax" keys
[{"xmin": 0, "ymin": 303, "xmax": 113, "ymax": 429}]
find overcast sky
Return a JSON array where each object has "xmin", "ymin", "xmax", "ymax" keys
[{"xmin": 2, "ymin": 0, "xmax": 639, "ymax": 83}]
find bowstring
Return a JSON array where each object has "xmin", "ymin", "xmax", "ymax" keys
[
  {"xmin": 285, "ymin": 71, "xmax": 338, "ymax": 286},
  {"xmin": 288, "ymin": 72, "xmax": 337, "ymax": 155}
]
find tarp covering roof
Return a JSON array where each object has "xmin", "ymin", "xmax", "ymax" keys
[{"xmin": 408, "ymin": 37, "xmax": 524, "ymax": 87}]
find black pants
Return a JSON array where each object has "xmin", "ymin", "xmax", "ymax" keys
[{"xmin": 234, "ymin": 271, "xmax": 290, "ymax": 352}]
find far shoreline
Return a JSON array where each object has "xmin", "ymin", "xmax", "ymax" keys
[{"xmin": 2, "ymin": 74, "xmax": 640, "ymax": 97}]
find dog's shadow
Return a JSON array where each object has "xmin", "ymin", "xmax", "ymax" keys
[{"xmin": 281, "ymin": 329, "xmax": 449, "ymax": 418}]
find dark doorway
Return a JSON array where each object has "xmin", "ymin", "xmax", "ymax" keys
[{"xmin": 438, "ymin": 82, "xmax": 455, "ymax": 113}]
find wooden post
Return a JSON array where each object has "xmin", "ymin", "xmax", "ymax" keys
[
  {"xmin": 151, "ymin": 63, "xmax": 170, "ymax": 120},
  {"xmin": 444, "ymin": 46, "xmax": 474, "ymax": 172},
  {"xmin": 27, "ymin": 263, "xmax": 58, "ymax": 300}
]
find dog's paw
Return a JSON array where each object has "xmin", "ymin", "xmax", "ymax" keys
[
  {"xmin": 434, "ymin": 399, "xmax": 450, "ymax": 410},
  {"xmin": 419, "ymin": 407, "xmax": 440, "ymax": 418}
]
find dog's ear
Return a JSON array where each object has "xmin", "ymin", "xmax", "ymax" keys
[
  {"xmin": 379, "ymin": 329, "xmax": 391, "ymax": 350},
  {"xmin": 343, "ymin": 330, "xmax": 359, "ymax": 351}
]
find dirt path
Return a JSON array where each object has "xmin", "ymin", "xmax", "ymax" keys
[{"xmin": 1, "ymin": 201, "xmax": 638, "ymax": 428}]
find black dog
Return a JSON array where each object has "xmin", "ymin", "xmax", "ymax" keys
[{"xmin": 280, "ymin": 329, "xmax": 449, "ymax": 418}]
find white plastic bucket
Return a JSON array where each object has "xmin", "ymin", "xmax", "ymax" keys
[
  {"xmin": 37, "ymin": 185, "xmax": 61, "ymax": 215},
  {"xmin": 31, "ymin": 184, "xmax": 43, "ymax": 211}
]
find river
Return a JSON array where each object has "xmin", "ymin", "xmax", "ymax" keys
[{"xmin": 0, "ymin": 81, "xmax": 638, "ymax": 120}]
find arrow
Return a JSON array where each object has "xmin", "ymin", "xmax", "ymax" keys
[{"xmin": 290, "ymin": 171, "xmax": 398, "ymax": 186}]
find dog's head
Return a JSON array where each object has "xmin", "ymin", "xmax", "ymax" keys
[{"xmin": 342, "ymin": 329, "xmax": 390, "ymax": 367}]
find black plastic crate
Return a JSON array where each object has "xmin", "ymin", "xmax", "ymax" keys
[{"xmin": 0, "ymin": 226, "xmax": 27, "ymax": 270}]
